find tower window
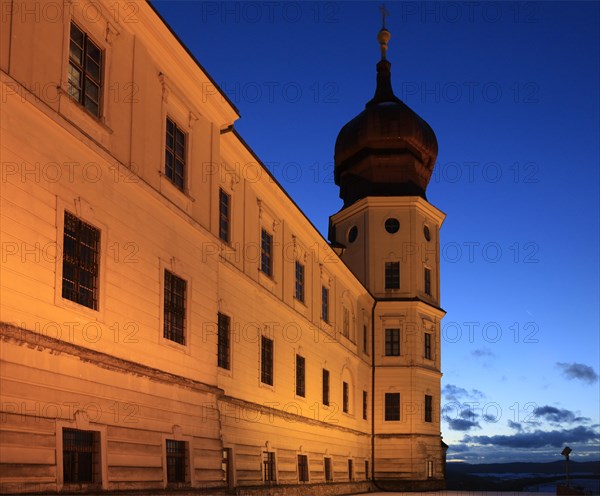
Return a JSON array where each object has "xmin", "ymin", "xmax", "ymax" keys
[
  {"xmin": 166, "ymin": 439, "xmax": 188, "ymax": 483},
  {"xmin": 219, "ymin": 189, "xmax": 231, "ymax": 243},
  {"xmin": 62, "ymin": 211, "xmax": 100, "ymax": 310},
  {"xmin": 362, "ymin": 390, "xmax": 368, "ymax": 420},
  {"xmin": 348, "ymin": 225, "xmax": 358, "ymax": 243},
  {"xmin": 385, "ymin": 393, "xmax": 400, "ymax": 421},
  {"xmin": 68, "ymin": 22, "xmax": 102, "ymax": 116},
  {"xmin": 260, "ymin": 229, "xmax": 273, "ymax": 277},
  {"xmin": 63, "ymin": 428, "xmax": 99, "ymax": 484},
  {"xmin": 321, "ymin": 286, "xmax": 329, "ymax": 322},
  {"xmin": 385, "ymin": 328, "xmax": 400, "ymax": 356},
  {"xmin": 295, "ymin": 261, "xmax": 304, "ymax": 302},
  {"xmin": 322, "ymin": 369, "xmax": 330, "ymax": 406},
  {"xmin": 363, "ymin": 324, "xmax": 368, "ymax": 354},
  {"xmin": 385, "ymin": 262, "xmax": 400, "ymax": 289},
  {"xmin": 424, "ymin": 332, "xmax": 432, "ymax": 360},
  {"xmin": 164, "ymin": 270, "xmax": 187, "ymax": 345},
  {"xmin": 165, "ymin": 117, "xmax": 186, "ymax": 191},
  {"xmin": 297, "ymin": 454, "xmax": 309, "ymax": 482},
  {"xmin": 342, "ymin": 381, "xmax": 349, "ymax": 413},
  {"xmin": 261, "ymin": 336, "xmax": 274, "ymax": 385},
  {"xmin": 425, "ymin": 394, "xmax": 433, "ymax": 423},
  {"xmin": 217, "ymin": 313, "xmax": 230, "ymax": 370},
  {"xmin": 384, "ymin": 218, "xmax": 400, "ymax": 233},
  {"xmin": 424, "ymin": 267, "xmax": 431, "ymax": 295},
  {"xmin": 295, "ymin": 354, "xmax": 305, "ymax": 397}
]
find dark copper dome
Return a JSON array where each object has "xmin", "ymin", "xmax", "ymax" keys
[{"xmin": 334, "ymin": 56, "xmax": 438, "ymax": 206}]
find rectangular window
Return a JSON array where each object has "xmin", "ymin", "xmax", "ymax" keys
[
  {"xmin": 342, "ymin": 307, "xmax": 350, "ymax": 338},
  {"xmin": 263, "ymin": 451, "xmax": 276, "ymax": 482},
  {"xmin": 261, "ymin": 336, "xmax": 274, "ymax": 385},
  {"xmin": 295, "ymin": 261, "xmax": 304, "ymax": 302},
  {"xmin": 348, "ymin": 459, "xmax": 353, "ymax": 480},
  {"xmin": 342, "ymin": 381, "xmax": 349, "ymax": 413},
  {"xmin": 164, "ymin": 270, "xmax": 187, "ymax": 345},
  {"xmin": 219, "ymin": 189, "xmax": 231, "ymax": 243},
  {"xmin": 321, "ymin": 286, "xmax": 329, "ymax": 322},
  {"xmin": 385, "ymin": 328, "xmax": 400, "ymax": 356},
  {"xmin": 426, "ymin": 460, "xmax": 434, "ymax": 478},
  {"xmin": 63, "ymin": 428, "xmax": 98, "ymax": 484},
  {"xmin": 165, "ymin": 117, "xmax": 186, "ymax": 191},
  {"xmin": 363, "ymin": 324, "xmax": 368, "ymax": 354},
  {"xmin": 295, "ymin": 354, "xmax": 305, "ymax": 397},
  {"xmin": 62, "ymin": 211, "xmax": 100, "ymax": 310},
  {"xmin": 365, "ymin": 460, "xmax": 369, "ymax": 480},
  {"xmin": 217, "ymin": 313, "xmax": 230, "ymax": 370},
  {"xmin": 297, "ymin": 454, "xmax": 309, "ymax": 482},
  {"xmin": 362, "ymin": 391, "xmax": 368, "ymax": 420},
  {"xmin": 324, "ymin": 457, "xmax": 332, "ymax": 482},
  {"xmin": 424, "ymin": 332, "xmax": 432, "ymax": 360},
  {"xmin": 68, "ymin": 22, "xmax": 102, "ymax": 116},
  {"xmin": 425, "ymin": 395, "xmax": 433, "ymax": 423},
  {"xmin": 322, "ymin": 369, "xmax": 330, "ymax": 406},
  {"xmin": 424, "ymin": 267, "xmax": 431, "ymax": 295},
  {"xmin": 260, "ymin": 229, "xmax": 273, "ymax": 277},
  {"xmin": 385, "ymin": 261, "xmax": 400, "ymax": 289},
  {"xmin": 166, "ymin": 439, "xmax": 187, "ymax": 483},
  {"xmin": 385, "ymin": 393, "xmax": 400, "ymax": 421}
]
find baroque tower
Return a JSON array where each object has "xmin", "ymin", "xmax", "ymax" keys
[{"xmin": 329, "ymin": 19, "xmax": 446, "ymax": 490}]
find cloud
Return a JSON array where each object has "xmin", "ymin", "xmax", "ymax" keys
[
  {"xmin": 448, "ymin": 418, "xmax": 481, "ymax": 431},
  {"xmin": 471, "ymin": 347, "xmax": 495, "ymax": 358},
  {"xmin": 508, "ymin": 420, "xmax": 523, "ymax": 431},
  {"xmin": 444, "ymin": 406, "xmax": 481, "ymax": 431},
  {"xmin": 442, "ymin": 384, "xmax": 485, "ymax": 402},
  {"xmin": 464, "ymin": 425, "xmax": 599, "ymax": 449},
  {"xmin": 557, "ymin": 362, "xmax": 599, "ymax": 384},
  {"xmin": 533, "ymin": 406, "xmax": 591, "ymax": 425}
]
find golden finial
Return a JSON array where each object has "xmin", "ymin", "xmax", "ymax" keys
[{"xmin": 378, "ymin": 4, "xmax": 391, "ymax": 60}]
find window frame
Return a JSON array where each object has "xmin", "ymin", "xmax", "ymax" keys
[
  {"xmin": 166, "ymin": 439, "xmax": 188, "ymax": 484},
  {"xmin": 424, "ymin": 332, "xmax": 432, "ymax": 360},
  {"xmin": 262, "ymin": 451, "xmax": 277, "ymax": 483},
  {"xmin": 294, "ymin": 260, "xmax": 305, "ymax": 302},
  {"xmin": 260, "ymin": 228, "xmax": 274, "ymax": 277},
  {"xmin": 321, "ymin": 285, "xmax": 329, "ymax": 322},
  {"xmin": 165, "ymin": 116, "xmax": 187, "ymax": 191},
  {"xmin": 385, "ymin": 392, "xmax": 401, "ymax": 421},
  {"xmin": 295, "ymin": 354, "xmax": 306, "ymax": 397},
  {"xmin": 342, "ymin": 381, "xmax": 349, "ymax": 414},
  {"xmin": 385, "ymin": 328, "xmax": 401, "ymax": 357},
  {"xmin": 163, "ymin": 269, "xmax": 187, "ymax": 346},
  {"xmin": 425, "ymin": 394, "xmax": 433, "ymax": 423},
  {"xmin": 322, "ymin": 369, "xmax": 330, "ymax": 406},
  {"xmin": 324, "ymin": 456, "xmax": 333, "ymax": 482},
  {"xmin": 384, "ymin": 261, "xmax": 400, "ymax": 290},
  {"xmin": 348, "ymin": 459, "xmax": 354, "ymax": 481},
  {"xmin": 219, "ymin": 188, "xmax": 231, "ymax": 243},
  {"xmin": 261, "ymin": 335, "xmax": 274, "ymax": 386},
  {"xmin": 62, "ymin": 427, "xmax": 100, "ymax": 485},
  {"xmin": 217, "ymin": 313, "xmax": 231, "ymax": 370},
  {"xmin": 424, "ymin": 266, "xmax": 432, "ymax": 296},
  {"xmin": 297, "ymin": 454, "xmax": 309, "ymax": 482},
  {"xmin": 362, "ymin": 390, "xmax": 368, "ymax": 420}
]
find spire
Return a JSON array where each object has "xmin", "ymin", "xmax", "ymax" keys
[{"xmin": 367, "ymin": 4, "xmax": 400, "ymax": 107}]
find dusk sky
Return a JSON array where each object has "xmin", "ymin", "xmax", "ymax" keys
[{"xmin": 152, "ymin": 1, "xmax": 600, "ymax": 464}]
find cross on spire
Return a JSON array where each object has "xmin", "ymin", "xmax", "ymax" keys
[{"xmin": 379, "ymin": 4, "xmax": 389, "ymax": 29}]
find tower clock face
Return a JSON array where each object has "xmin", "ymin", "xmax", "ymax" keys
[
  {"xmin": 423, "ymin": 225, "xmax": 431, "ymax": 241},
  {"xmin": 385, "ymin": 218, "xmax": 400, "ymax": 233},
  {"xmin": 348, "ymin": 226, "xmax": 358, "ymax": 243}
]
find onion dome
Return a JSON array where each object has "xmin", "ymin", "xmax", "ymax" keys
[{"xmin": 334, "ymin": 24, "xmax": 438, "ymax": 207}]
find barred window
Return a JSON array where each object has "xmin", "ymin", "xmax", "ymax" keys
[
  {"xmin": 425, "ymin": 395, "xmax": 433, "ymax": 423},
  {"xmin": 217, "ymin": 313, "xmax": 230, "ymax": 369},
  {"xmin": 63, "ymin": 428, "xmax": 99, "ymax": 484},
  {"xmin": 164, "ymin": 270, "xmax": 186, "ymax": 345},
  {"xmin": 261, "ymin": 336, "xmax": 273, "ymax": 385},
  {"xmin": 424, "ymin": 267, "xmax": 431, "ymax": 295},
  {"xmin": 263, "ymin": 451, "xmax": 276, "ymax": 482},
  {"xmin": 295, "ymin": 354, "xmax": 305, "ymax": 397},
  {"xmin": 165, "ymin": 117, "xmax": 186, "ymax": 190},
  {"xmin": 342, "ymin": 381, "xmax": 349, "ymax": 413},
  {"xmin": 297, "ymin": 454, "xmax": 309, "ymax": 482},
  {"xmin": 260, "ymin": 229, "xmax": 273, "ymax": 277},
  {"xmin": 424, "ymin": 332, "xmax": 432, "ymax": 360},
  {"xmin": 385, "ymin": 261, "xmax": 400, "ymax": 289},
  {"xmin": 385, "ymin": 328, "xmax": 400, "ymax": 356},
  {"xmin": 385, "ymin": 393, "xmax": 400, "ymax": 421},
  {"xmin": 321, "ymin": 286, "xmax": 329, "ymax": 322},
  {"xmin": 166, "ymin": 439, "xmax": 187, "ymax": 483},
  {"xmin": 68, "ymin": 22, "xmax": 102, "ymax": 116},
  {"xmin": 219, "ymin": 189, "xmax": 231, "ymax": 243},
  {"xmin": 295, "ymin": 261, "xmax": 304, "ymax": 302},
  {"xmin": 62, "ymin": 211, "xmax": 100, "ymax": 310},
  {"xmin": 324, "ymin": 457, "xmax": 333, "ymax": 482}
]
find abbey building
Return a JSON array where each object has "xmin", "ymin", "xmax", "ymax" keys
[{"xmin": 0, "ymin": 1, "xmax": 446, "ymax": 493}]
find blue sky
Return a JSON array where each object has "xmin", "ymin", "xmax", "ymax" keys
[{"xmin": 152, "ymin": 1, "xmax": 600, "ymax": 463}]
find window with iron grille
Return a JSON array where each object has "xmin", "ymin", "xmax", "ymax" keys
[
  {"xmin": 425, "ymin": 394, "xmax": 433, "ymax": 423},
  {"xmin": 219, "ymin": 189, "xmax": 231, "ymax": 243},
  {"xmin": 68, "ymin": 22, "xmax": 102, "ymax": 116},
  {"xmin": 384, "ymin": 261, "xmax": 400, "ymax": 289},
  {"xmin": 260, "ymin": 229, "xmax": 273, "ymax": 277},
  {"xmin": 263, "ymin": 451, "xmax": 276, "ymax": 482},
  {"xmin": 385, "ymin": 328, "xmax": 400, "ymax": 356},
  {"xmin": 342, "ymin": 307, "xmax": 350, "ymax": 338},
  {"xmin": 424, "ymin": 332, "xmax": 432, "ymax": 360},
  {"xmin": 322, "ymin": 369, "xmax": 330, "ymax": 406},
  {"xmin": 342, "ymin": 381, "xmax": 349, "ymax": 413},
  {"xmin": 164, "ymin": 270, "xmax": 186, "ymax": 345},
  {"xmin": 217, "ymin": 313, "xmax": 230, "ymax": 369},
  {"xmin": 261, "ymin": 336, "xmax": 273, "ymax": 385},
  {"xmin": 424, "ymin": 267, "xmax": 431, "ymax": 295},
  {"xmin": 63, "ymin": 428, "xmax": 99, "ymax": 484},
  {"xmin": 348, "ymin": 459, "xmax": 353, "ymax": 480},
  {"xmin": 295, "ymin": 354, "xmax": 305, "ymax": 397},
  {"xmin": 321, "ymin": 286, "xmax": 329, "ymax": 322},
  {"xmin": 295, "ymin": 261, "xmax": 304, "ymax": 302},
  {"xmin": 166, "ymin": 439, "xmax": 187, "ymax": 483},
  {"xmin": 385, "ymin": 393, "xmax": 400, "ymax": 421},
  {"xmin": 362, "ymin": 391, "xmax": 368, "ymax": 420},
  {"xmin": 62, "ymin": 211, "xmax": 100, "ymax": 310},
  {"xmin": 165, "ymin": 117, "xmax": 186, "ymax": 190},
  {"xmin": 297, "ymin": 454, "xmax": 309, "ymax": 482},
  {"xmin": 324, "ymin": 457, "xmax": 332, "ymax": 482}
]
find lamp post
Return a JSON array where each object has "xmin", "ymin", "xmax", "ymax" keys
[{"xmin": 561, "ymin": 446, "xmax": 572, "ymax": 487}]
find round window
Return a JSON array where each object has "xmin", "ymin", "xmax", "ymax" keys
[
  {"xmin": 385, "ymin": 218, "xmax": 400, "ymax": 234},
  {"xmin": 423, "ymin": 225, "xmax": 431, "ymax": 241},
  {"xmin": 348, "ymin": 226, "xmax": 358, "ymax": 243}
]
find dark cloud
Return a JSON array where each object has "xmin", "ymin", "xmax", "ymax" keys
[
  {"xmin": 557, "ymin": 362, "xmax": 599, "ymax": 384},
  {"xmin": 464, "ymin": 426, "xmax": 599, "ymax": 449},
  {"xmin": 471, "ymin": 348, "xmax": 495, "ymax": 358},
  {"xmin": 444, "ymin": 407, "xmax": 481, "ymax": 431},
  {"xmin": 533, "ymin": 405, "xmax": 591, "ymax": 425},
  {"xmin": 448, "ymin": 418, "xmax": 481, "ymax": 431},
  {"xmin": 508, "ymin": 420, "xmax": 523, "ymax": 431},
  {"xmin": 442, "ymin": 384, "xmax": 485, "ymax": 402}
]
